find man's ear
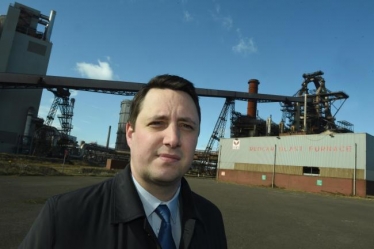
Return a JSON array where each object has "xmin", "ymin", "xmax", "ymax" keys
[{"xmin": 126, "ymin": 122, "xmax": 134, "ymax": 146}]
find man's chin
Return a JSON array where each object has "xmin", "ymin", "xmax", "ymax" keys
[{"xmin": 151, "ymin": 173, "xmax": 182, "ymax": 186}]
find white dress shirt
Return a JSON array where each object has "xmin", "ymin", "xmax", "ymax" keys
[{"xmin": 132, "ymin": 176, "xmax": 181, "ymax": 248}]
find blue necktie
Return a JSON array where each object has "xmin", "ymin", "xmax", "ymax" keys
[{"xmin": 155, "ymin": 205, "xmax": 176, "ymax": 249}]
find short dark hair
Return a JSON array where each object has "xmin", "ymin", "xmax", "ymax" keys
[{"xmin": 128, "ymin": 74, "xmax": 201, "ymax": 128}]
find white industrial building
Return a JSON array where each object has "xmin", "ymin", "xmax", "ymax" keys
[
  {"xmin": 217, "ymin": 133, "xmax": 374, "ymax": 197},
  {"xmin": 0, "ymin": 2, "xmax": 55, "ymax": 153}
]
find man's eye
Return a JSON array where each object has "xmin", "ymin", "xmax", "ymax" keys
[
  {"xmin": 149, "ymin": 121, "xmax": 162, "ymax": 126},
  {"xmin": 149, "ymin": 121, "xmax": 169, "ymax": 128},
  {"xmin": 182, "ymin": 123, "xmax": 194, "ymax": 130}
]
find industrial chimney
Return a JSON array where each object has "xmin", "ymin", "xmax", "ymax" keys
[{"xmin": 247, "ymin": 79, "xmax": 260, "ymax": 117}]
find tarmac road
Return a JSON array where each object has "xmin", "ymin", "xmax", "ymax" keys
[{"xmin": 1, "ymin": 175, "xmax": 374, "ymax": 249}]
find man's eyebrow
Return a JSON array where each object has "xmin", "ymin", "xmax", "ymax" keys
[
  {"xmin": 148, "ymin": 115, "xmax": 198, "ymax": 125},
  {"xmin": 178, "ymin": 117, "xmax": 198, "ymax": 126},
  {"xmin": 147, "ymin": 115, "xmax": 168, "ymax": 121}
]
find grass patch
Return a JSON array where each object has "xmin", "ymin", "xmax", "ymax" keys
[{"xmin": 0, "ymin": 153, "xmax": 119, "ymax": 177}]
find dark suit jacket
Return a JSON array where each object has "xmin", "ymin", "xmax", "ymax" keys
[{"xmin": 19, "ymin": 166, "xmax": 227, "ymax": 249}]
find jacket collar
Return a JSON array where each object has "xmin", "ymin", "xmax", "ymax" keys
[
  {"xmin": 110, "ymin": 165, "xmax": 145, "ymax": 224},
  {"xmin": 110, "ymin": 165, "xmax": 202, "ymax": 226},
  {"xmin": 179, "ymin": 177, "xmax": 200, "ymax": 222}
]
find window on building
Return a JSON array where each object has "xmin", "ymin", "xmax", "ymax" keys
[{"xmin": 303, "ymin": 166, "xmax": 320, "ymax": 176}]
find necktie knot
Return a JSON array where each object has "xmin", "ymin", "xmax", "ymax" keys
[
  {"xmin": 156, "ymin": 204, "xmax": 171, "ymax": 223},
  {"xmin": 155, "ymin": 204, "xmax": 176, "ymax": 249}
]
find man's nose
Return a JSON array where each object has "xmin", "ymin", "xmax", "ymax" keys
[{"xmin": 163, "ymin": 125, "xmax": 181, "ymax": 148}]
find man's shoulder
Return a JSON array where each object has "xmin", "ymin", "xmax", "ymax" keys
[
  {"xmin": 180, "ymin": 180, "xmax": 222, "ymax": 221},
  {"xmin": 48, "ymin": 168, "xmax": 134, "ymax": 210},
  {"xmin": 190, "ymin": 191, "xmax": 221, "ymax": 213},
  {"xmin": 187, "ymin": 190, "xmax": 227, "ymax": 248},
  {"xmin": 49, "ymin": 172, "xmax": 122, "ymax": 210},
  {"xmin": 50, "ymin": 166, "xmax": 133, "ymax": 205}
]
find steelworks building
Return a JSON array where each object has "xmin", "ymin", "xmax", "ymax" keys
[{"xmin": 217, "ymin": 133, "xmax": 374, "ymax": 197}]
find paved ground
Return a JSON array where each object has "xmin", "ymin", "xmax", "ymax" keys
[{"xmin": 1, "ymin": 175, "xmax": 374, "ymax": 249}]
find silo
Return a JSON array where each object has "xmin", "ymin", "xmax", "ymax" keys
[{"xmin": 115, "ymin": 100, "xmax": 132, "ymax": 151}]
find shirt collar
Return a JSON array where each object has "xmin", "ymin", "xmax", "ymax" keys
[{"xmin": 132, "ymin": 175, "xmax": 180, "ymax": 223}]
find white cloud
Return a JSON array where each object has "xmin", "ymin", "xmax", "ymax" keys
[
  {"xmin": 183, "ymin": 10, "xmax": 193, "ymax": 22},
  {"xmin": 232, "ymin": 38, "xmax": 258, "ymax": 56},
  {"xmin": 209, "ymin": 3, "xmax": 259, "ymax": 56},
  {"xmin": 210, "ymin": 4, "xmax": 233, "ymax": 30},
  {"xmin": 76, "ymin": 59, "xmax": 114, "ymax": 80}
]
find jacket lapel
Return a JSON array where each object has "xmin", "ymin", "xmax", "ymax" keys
[
  {"xmin": 179, "ymin": 178, "xmax": 202, "ymax": 249},
  {"xmin": 110, "ymin": 165, "xmax": 145, "ymax": 224}
]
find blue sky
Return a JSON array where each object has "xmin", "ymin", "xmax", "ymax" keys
[{"xmin": 1, "ymin": 0, "xmax": 374, "ymax": 150}]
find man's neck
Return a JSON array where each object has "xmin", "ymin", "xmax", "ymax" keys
[{"xmin": 132, "ymin": 175, "xmax": 181, "ymax": 202}]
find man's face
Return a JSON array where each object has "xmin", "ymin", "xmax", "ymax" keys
[{"xmin": 126, "ymin": 88, "xmax": 199, "ymax": 188}]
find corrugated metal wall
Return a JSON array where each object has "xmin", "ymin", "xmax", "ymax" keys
[
  {"xmin": 218, "ymin": 133, "xmax": 367, "ymax": 171},
  {"xmin": 233, "ymin": 163, "xmax": 365, "ymax": 179}
]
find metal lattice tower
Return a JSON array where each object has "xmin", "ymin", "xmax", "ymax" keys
[
  {"xmin": 45, "ymin": 87, "xmax": 75, "ymax": 138},
  {"xmin": 58, "ymin": 98, "xmax": 75, "ymax": 136},
  {"xmin": 200, "ymin": 98, "xmax": 235, "ymax": 171},
  {"xmin": 45, "ymin": 96, "xmax": 60, "ymax": 126}
]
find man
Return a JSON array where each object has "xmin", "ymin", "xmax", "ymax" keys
[{"xmin": 20, "ymin": 75, "xmax": 227, "ymax": 249}]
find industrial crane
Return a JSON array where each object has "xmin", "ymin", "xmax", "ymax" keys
[
  {"xmin": 198, "ymin": 98, "xmax": 235, "ymax": 174},
  {"xmin": 29, "ymin": 87, "xmax": 75, "ymax": 156},
  {"xmin": 45, "ymin": 87, "xmax": 75, "ymax": 145}
]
